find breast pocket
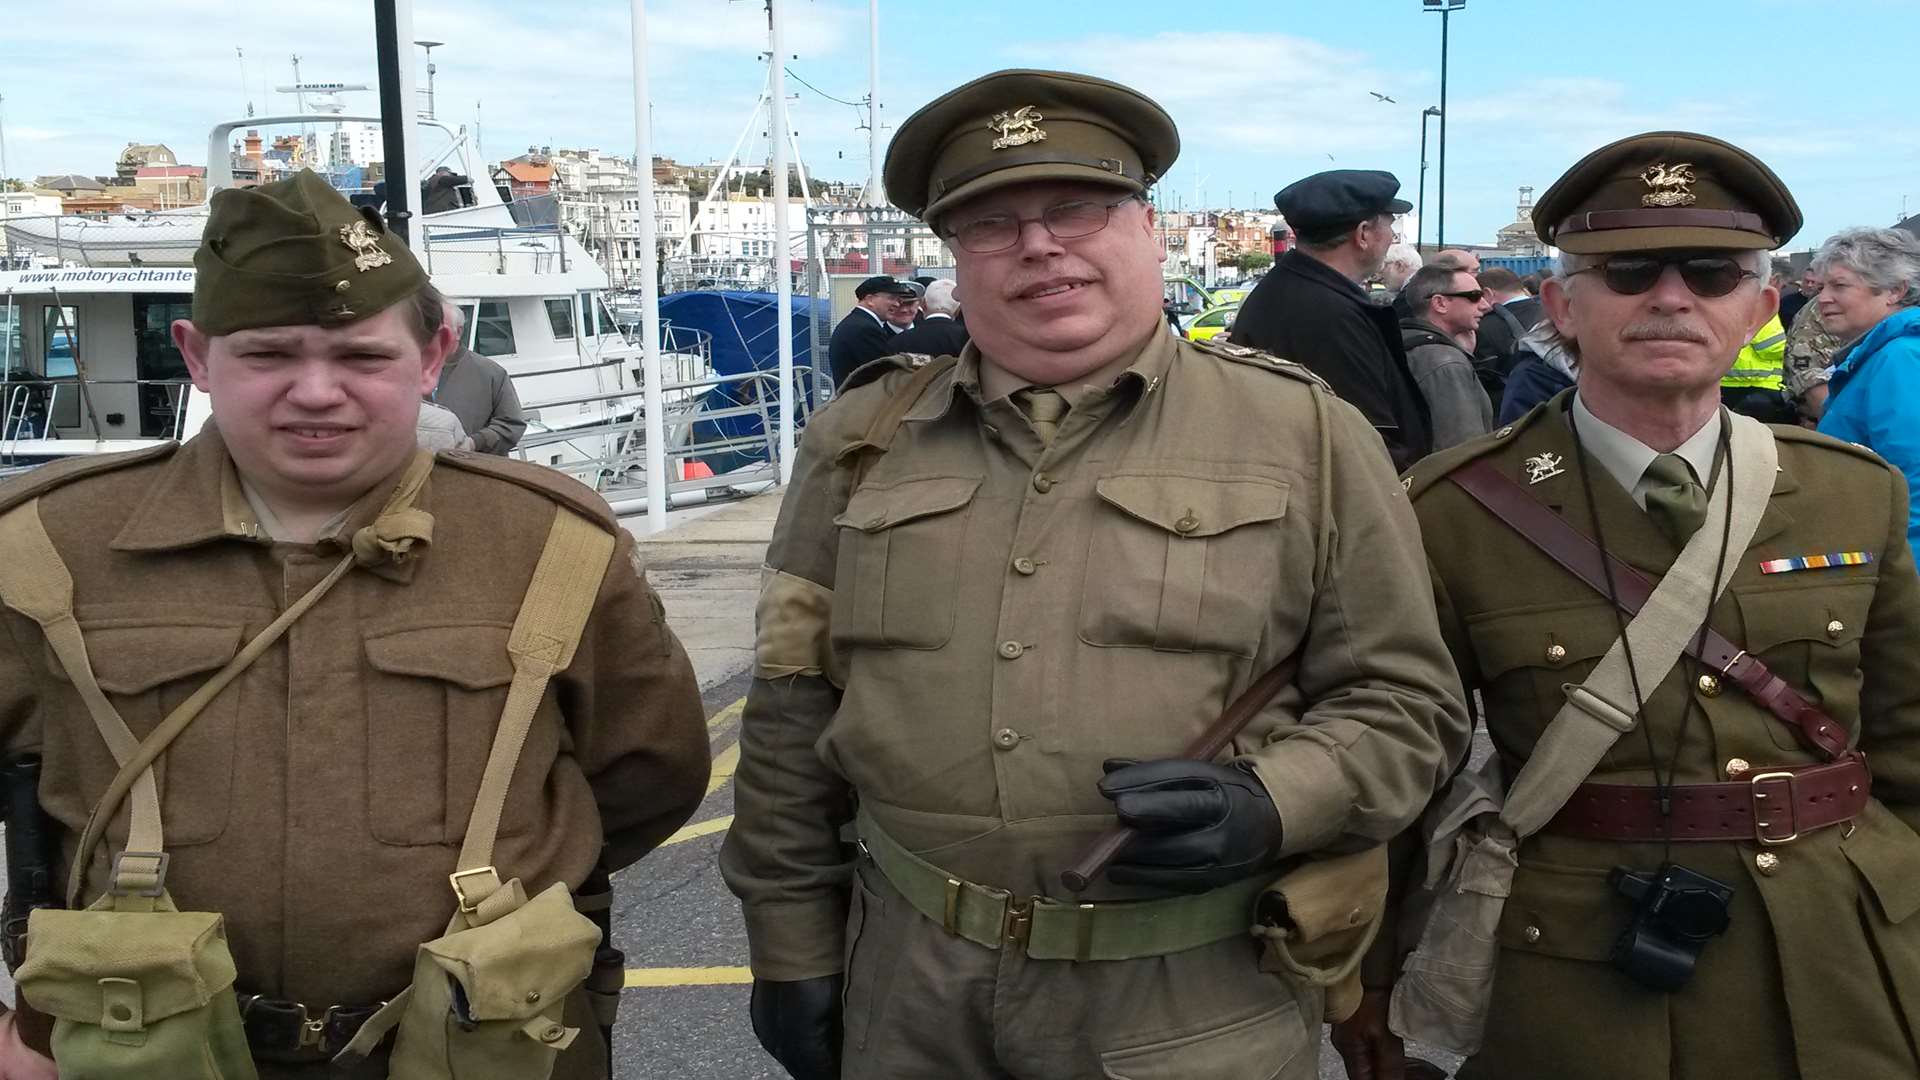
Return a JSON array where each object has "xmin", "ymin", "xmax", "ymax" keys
[
  {"xmin": 1735, "ymin": 580, "xmax": 1874, "ymax": 752},
  {"xmin": 1079, "ymin": 472, "xmax": 1288, "ymax": 657},
  {"xmin": 363, "ymin": 624, "xmax": 551, "ymax": 846},
  {"xmin": 45, "ymin": 623, "xmax": 243, "ymax": 847},
  {"xmin": 831, "ymin": 475, "xmax": 981, "ymax": 650},
  {"xmin": 1465, "ymin": 602, "xmax": 1619, "ymax": 750}
]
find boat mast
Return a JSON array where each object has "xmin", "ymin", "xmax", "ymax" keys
[
  {"xmin": 866, "ymin": 0, "xmax": 880, "ymax": 271},
  {"xmin": 770, "ymin": 0, "xmax": 795, "ymax": 482},
  {"xmin": 629, "ymin": 0, "xmax": 669, "ymax": 530}
]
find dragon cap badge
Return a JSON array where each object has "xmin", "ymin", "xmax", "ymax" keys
[
  {"xmin": 338, "ymin": 220, "xmax": 393, "ymax": 272},
  {"xmin": 1639, "ymin": 162, "xmax": 1697, "ymax": 208},
  {"xmin": 988, "ymin": 106, "xmax": 1047, "ymax": 151}
]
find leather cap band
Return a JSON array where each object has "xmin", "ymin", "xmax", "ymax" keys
[
  {"xmin": 1556, "ymin": 207, "xmax": 1769, "ymax": 238},
  {"xmin": 934, "ymin": 153, "xmax": 1148, "ymax": 198}
]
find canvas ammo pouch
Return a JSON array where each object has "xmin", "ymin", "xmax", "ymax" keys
[
  {"xmin": 1251, "ymin": 846, "xmax": 1388, "ymax": 1023},
  {"xmin": 339, "ymin": 506, "xmax": 616, "ymax": 1079}
]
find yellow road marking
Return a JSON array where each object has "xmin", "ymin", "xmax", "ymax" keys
[
  {"xmin": 706, "ymin": 742, "xmax": 741, "ymax": 796},
  {"xmin": 660, "ymin": 814, "xmax": 733, "ymax": 847},
  {"xmin": 708, "ymin": 697, "xmax": 745, "ymax": 731},
  {"xmin": 625, "ymin": 966, "xmax": 753, "ymax": 987}
]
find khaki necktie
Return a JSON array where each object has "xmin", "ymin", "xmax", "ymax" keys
[
  {"xmin": 1013, "ymin": 387, "xmax": 1069, "ymax": 448},
  {"xmin": 1642, "ymin": 453, "xmax": 1708, "ymax": 546}
]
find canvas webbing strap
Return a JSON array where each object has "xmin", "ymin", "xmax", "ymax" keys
[
  {"xmin": 447, "ymin": 507, "xmax": 615, "ymax": 925},
  {"xmin": 835, "ymin": 355, "xmax": 959, "ymax": 490}
]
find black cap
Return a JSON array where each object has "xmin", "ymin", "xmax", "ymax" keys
[
  {"xmin": 1274, "ymin": 169, "xmax": 1411, "ymax": 239},
  {"xmin": 854, "ymin": 275, "xmax": 916, "ymax": 299}
]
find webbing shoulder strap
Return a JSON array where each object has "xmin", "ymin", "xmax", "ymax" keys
[
  {"xmin": 448, "ymin": 507, "xmax": 615, "ymax": 925},
  {"xmin": 837, "ymin": 355, "xmax": 959, "ymax": 490}
]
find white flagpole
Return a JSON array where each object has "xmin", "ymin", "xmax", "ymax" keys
[
  {"xmin": 631, "ymin": 0, "xmax": 669, "ymax": 529},
  {"xmin": 770, "ymin": 0, "xmax": 795, "ymax": 483}
]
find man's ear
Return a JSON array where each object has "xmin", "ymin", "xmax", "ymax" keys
[
  {"xmin": 417, "ymin": 321, "xmax": 455, "ymax": 395},
  {"xmin": 1541, "ymin": 276, "xmax": 1576, "ymax": 339},
  {"xmin": 173, "ymin": 319, "xmax": 214, "ymax": 393}
]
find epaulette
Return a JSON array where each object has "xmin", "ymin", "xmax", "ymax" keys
[
  {"xmin": 841, "ymin": 352, "xmax": 937, "ymax": 393},
  {"xmin": 434, "ymin": 450, "xmax": 618, "ymax": 532},
  {"xmin": 1401, "ymin": 402, "xmax": 1551, "ymax": 499},
  {"xmin": 1771, "ymin": 423, "xmax": 1896, "ymax": 469},
  {"xmin": 0, "ymin": 442, "xmax": 178, "ymax": 516},
  {"xmin": 1185, "ymin": 337, "xmax": 1331, "ymax": 391}
]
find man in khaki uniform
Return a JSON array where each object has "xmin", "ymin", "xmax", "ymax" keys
[
  {"xmin": 720, "ymin": 69, "xmax": 1470, "ymax": 1079},
  {"xmin": 0, "ymin": 170, "xmax": 711, "ymax": 1078},
  {"xmin": 1341, "ymin": 133, "xmax": 1920, "ymax": 1078}
]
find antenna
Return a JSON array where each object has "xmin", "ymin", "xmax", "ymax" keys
[
  {"xmin": 237, "ymin": 47, "xmax": 253, "ymax": 118},
  {"xmin": 0, "ymin": 93, "xmax": 9, "ymax": 189},
  {"xmin": 414, "ymin": 40, "xmax": 444, "ymax": 119}
]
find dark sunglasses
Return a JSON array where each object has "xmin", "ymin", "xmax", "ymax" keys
[
  {"xmin": 1439, "ymin": 289, "xmax": 1485, "ymax": 302},
  {"xmin": 1570, "ymin": 254, "xmax": 1758, "ymax": 298}
]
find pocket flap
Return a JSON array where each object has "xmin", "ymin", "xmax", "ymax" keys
[
  {"xmin": 1465, "ymin": 603, "xmax": 1616, "ymax": 682},
  {"xmin": 1844, "ymin": 802, "xmax": 1920, "ymax": 925},
  {"xmin": 364, "ymin": 625, "xmax": 514, "ymax": 690},
  {"xmin": 1095, "ymin": 473, "xmax": 1288, "ymax": 537},
  {"xmin": 48, "ymin": 624, "xmax": 242, "ymax": 695},
  {"xmin": 1101, "ymin": 1001, "xmax": 1304, "ymax": 1080},
  {"xmin": 17, "ymin": 905, "xmax": 236, "ymax": 1025},
  {"xmin": 422, "ymin": 883, "xmax": 600, "ymax": 1022},
  {"xmin": 833, "ymin": 475, "xmax": 981, "ymax": 533},
  {"xmin": 1736, "ymin": 582, "xmax": 1873, "ymax": 652}
]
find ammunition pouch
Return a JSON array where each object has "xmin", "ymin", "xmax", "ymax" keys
[
  {"xmin": 1251, "ymin": 846, "xmax": 1389, "ymax": 1023},
  {"xmin": 15, "ymin": 891, "xmax": 258, "ymax": 1080}
]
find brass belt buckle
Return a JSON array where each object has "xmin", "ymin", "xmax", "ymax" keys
[
  {"xmin": 1750, "ymin": 770, "xmax": 1802, "ymax": 846},
  {"xmin": 1002, "ymin": 898, "xmax": 1033, "ymax": 950},
  {"xmin": 1720, "ymin": 649, "xmax": 1749, "ymax": 677}
]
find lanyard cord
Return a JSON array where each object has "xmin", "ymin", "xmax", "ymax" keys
[{"xmin": 1568, "ymin": 409, "xmax": 1735, "ymax": 858}]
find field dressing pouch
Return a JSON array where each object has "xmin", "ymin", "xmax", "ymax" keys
[
  {"xmin": 1252, "ymin": 846, "xmax": 1388, "ymax": 1023},
  {"xmin": 0, "ymin": 456, "xmax": 432, "ymax": 1080},
  {"xmin": 340, "ymin": 506, "xmax": 616, "ymax": 1079},
  {"xmin": 1388, "ymin": 416, "xmax": 1776, "ymax": 1054}
]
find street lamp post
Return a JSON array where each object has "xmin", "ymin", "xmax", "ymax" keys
[
  {"xmin": 1422, "ymin": 0, "xmax": 1464, "ymax": 249},
  {"xmin": 1418, "ymin": 105, "xmax": 1440, "ymax": 252}
]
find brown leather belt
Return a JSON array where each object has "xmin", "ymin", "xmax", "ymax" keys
[{"xmin": 1545, "ymin": 756, "xmax": 1870, "ymax": 844}]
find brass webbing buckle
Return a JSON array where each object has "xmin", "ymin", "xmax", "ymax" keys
[
  {"xmin": 1002, "ymin": 898, "xmax": 1033, "ymax": 950},
  {"xmin": 297, "ymin": 1005, "xmax": 328, "ymax": 1049},
  {"xmin": 1750, "ymin": 771, "xmax": 1802, "ymax": 846},
  {"xmin": 943, "ymin": 878, "xmax": 962, "ymax": 936},
  {"xmin": 448, "ymin": 866, "xmax": 501, "ymax": 914},
  {"xmin": 109, "ymin": 850, "xmax": 169, "ymax": 897}
]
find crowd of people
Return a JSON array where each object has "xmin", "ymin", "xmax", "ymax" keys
[{"xmin": 826, "ymin": 272, "xmax": 972, "ymax": 388}]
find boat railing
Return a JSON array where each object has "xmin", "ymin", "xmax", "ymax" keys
[
  {"xmin": 417, "ymin": 221, "xmax": 571, "ymax": 277},
  {"xmin": 2, "ymin": 212, "xmax": 204, "ymax": 268},
  {"xmin": 1, "ymin": 377, "xmax": 193, "ymax": 456}
]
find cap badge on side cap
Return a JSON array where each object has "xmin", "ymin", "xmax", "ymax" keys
[
  {"xmin": 988, "ymin": 106, "xmax": 1048, "ymax": 151},
  {"xmin": 1639, "ymin": 162, "xmax": 1698, "ymax": 208},
  {"xmin": 339, "ymin": 220, "xmax": 393, "ymax": 272}
]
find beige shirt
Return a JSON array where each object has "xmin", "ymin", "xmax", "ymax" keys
[{"xmin": 1571, "ymin": 392, "xmax": 1723, "ymax": 510}]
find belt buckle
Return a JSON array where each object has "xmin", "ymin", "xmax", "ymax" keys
[
  {"xmin": 1751, "ymin": 770, "xmax": 1801, "ymax": 846},
  {"xmin": 1002, "ymin": 898, "xmax": 1033, "ymax": 950},
  {"xmin": 1720, "ymin": 649, "xmax": 1749, "ymax": 677},
  {"xmin": 297, "ymin": 1005, "xmax": 329, "ymax": 1050}
]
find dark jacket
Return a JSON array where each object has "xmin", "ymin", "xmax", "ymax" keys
[
  {"xmin": 1473, "ymin": 298, "xmax": 1538, "ymax": 367},
  {"xmin": 885, "ymin": 313, "xmax": 969, "ymax": 358},
  {"xmin": 433, "ymin": 346, "xmax": 527, "ymax": 455},
  {"xmin": 1232, "ymin": 249, "xmax": 1433, "ymax": 470},
  {"xmin": 1779, "ymin": 289, "xmax": 1812, "ymax": 329},
  {"xmin": 1400, "ymin": 318, "xmax": 1493, "ymax": 451},
  {"xmin": 1496, "ymin": 354, "xmax": 1575, "ymax": 425},
  {"xmin": 828, "ymin": 307, "xmax": 898, "ymax": 389}
]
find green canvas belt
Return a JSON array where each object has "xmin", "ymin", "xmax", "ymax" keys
[{"xmin": 854, "ymin": 809, "xmax": 1267, "ymax": 962}]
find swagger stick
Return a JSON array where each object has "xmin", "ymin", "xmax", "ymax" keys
[{"xmin": 1061, "ymin": 662, "xmax": 1297, "ymax": 893}]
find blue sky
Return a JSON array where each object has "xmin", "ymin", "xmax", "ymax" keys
[{"xmin": 3, "ymin": 0, "xmax": 1915, "ymax": 252}]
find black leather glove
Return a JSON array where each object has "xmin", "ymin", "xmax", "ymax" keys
[
  {"xmin": 749, "ymin": 975, "xmax": 844, "ymax": 1080},
  {"xmin": 1097, "ymin": 757, "xmax": 1284, "ymax": 892}
]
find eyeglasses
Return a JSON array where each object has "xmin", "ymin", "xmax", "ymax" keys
[
  {"xmin": 944, "ymin": 195, "xmax": 1141, "ymax": 254},
  {"xmin": 1439, "ymin": 289, "xmax": 1485, "ymax": 302},
  {"xmin": 1569, "ymin": 254, "xmax": 1758, "ymax": 298}
]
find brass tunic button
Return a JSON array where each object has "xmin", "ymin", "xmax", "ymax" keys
[
  {"xmin": 993, "ymin": 728, "xmax": 1020, "ymax": 750},
  {"xmin": 540, "ymin": 1024, "xmax": 566, "ymax": 1044},
  {"xmin": 1032, "ymin": 474, "xmax": 1054, "ymax": 494},
  {"xmin": 1827, "ymin": 619, "xmax": 1845, "ymax": 639},
  {"xmin": 1697, "ymin": 674, "xmax": 1721, "ymax": 697},
  {"xmin": 866, "ymin": 515, "xmax": 886, "ymax": 528},
  {"xmin": 998, "ymin": 640, "xmax": 1025, "ymax": 659},
  {"xmin": 1755, "ymin": 852, "xmax": 1781, "ymax": 876},
  {"xmin": 335, "ymin": 279, "xmax": 351, "ymax": 292},
  {"xmin": 525, "ymin": 990, "xmax": 542, "ymax": 1004},
  {"xmin": 1523, "ymin": 926, "xmax": 1542, "ymax": 944},
  {"xmin": 1012, "ymin": 557, "xmax": 1037, "ymax": 575},
  {"xmin": 1545, "ymin": 644, "xmax": 1568, "ymax": 664},
  {"xmin": 1173, "ymin": 515, "xmax": 1200, "ymax": 534},
  {"xmin": 1725, "ymin": 758, "xmax": 1752, "ymax": 780}
]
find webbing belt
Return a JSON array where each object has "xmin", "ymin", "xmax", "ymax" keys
[{"xmin": 853, "ymin": 809, "xmax": 1266, "ymax": 963}]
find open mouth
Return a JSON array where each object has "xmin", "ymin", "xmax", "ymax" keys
[{"xmin": 281, "ymin": 425, "xmax": 354, "ymax": 441}]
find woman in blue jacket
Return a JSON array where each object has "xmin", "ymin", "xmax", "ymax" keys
[{"xmin": 1816, "ymin": 226, "xmax": 1920, "ymax": 560}]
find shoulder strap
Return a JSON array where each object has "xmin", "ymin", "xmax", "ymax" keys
[
  {"xmin": 447, "ymin": 507, "xmax": 615, "ymax": 926},
  {"xmin": 1491, "ymin": 302, "xmax": 1526, "ymax": 341},
  {"xmin": 837, "ymin": 355, "xmax": 959, "ymax": 490}
]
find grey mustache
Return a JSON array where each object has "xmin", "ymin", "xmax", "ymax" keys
[{"xmin": 1622, "ymin": 320, "xmax": 1708, "ymax": 344}]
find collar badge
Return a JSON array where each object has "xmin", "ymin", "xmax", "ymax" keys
[{"xmin": 1525, "ymin": 451, "xmax": 1565, "ymax": 484}]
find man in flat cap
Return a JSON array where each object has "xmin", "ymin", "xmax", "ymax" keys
[
  {"xmin": 1337, "ymin": 132, "xmax": 1920, "ymax": 1079},
  {"xmin": 722, "ymin": 69, "xmax": 1469, "ymax": 1079},
  {"xmin": 1232, "ymin": 170, "xmax": 1434, "ymax": 471},
  {"xmin": 828, "ymin": 275, "xmax": 917, "ymax": 389},
  {"xmin": 0, "ymin": 170, "xmax": 710, "ymax": 1078}
]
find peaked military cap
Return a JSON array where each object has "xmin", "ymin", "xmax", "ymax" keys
[
  {"xmin": 192, "ymin": 169, "xmax": 429, "ymax": 335},
  {"xmin": 855, "ymin": 275, "xmax": 916, "ymax": 300},
  {"xmin": 1534, "ymin": 131, "xmax": 1802, "ymax": 253},
  {"xmin": 884, "ymin": 69, "xmax": 1179, "ymax": 227},
  {"xmin": 1274, "ymin": 170, "xmax": 1411, "ymax": 240}
]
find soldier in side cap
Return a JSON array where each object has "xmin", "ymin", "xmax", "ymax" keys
[
  {"xmin": 828, "ymin": 275, "xmax": 918, "ymax": 389},
  {"xmin": 1338, "ymin": 133, "xmax": 1920, "ymax": 1079},
  {"xmin": 0, "ymin": 169, "xmax": 710, "ymax": 1078},
  {"xmin": 721, "ymin": 69, "xmax": 1469, "ymax": 1079},
  {"xmin": 1233, "ymin": 169, "xmax": 1434, "ymax": 471}
]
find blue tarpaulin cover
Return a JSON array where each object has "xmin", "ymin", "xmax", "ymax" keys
[{"xmin": 657, "ymin": 290, "xmax": 828, "ymax": 473}]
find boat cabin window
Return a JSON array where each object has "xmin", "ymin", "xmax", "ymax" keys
[
  {"xmin": 545, "ymin": 298, "xmax": 575, "ymax": 340},
  {"xmin": 43, "ymin": 307, "xmax": 78, "ymax": 378},
  {"xmin": 0, "ymin": 305, "xmax": 21, "ymax": 374},
  {"xmin": 473, "ymin": 300, "xmax": 516, "ymax": 357},
  {"xmin": 134, "ymin": 296, "xmax": 194, "ymax": 438}
]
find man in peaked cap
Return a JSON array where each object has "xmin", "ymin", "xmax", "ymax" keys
[
  {"xmin": 828, "ymin": 275, "xmax": 918, "ymax": 389},
  {"xmin": 1232, "ymin": 169, "xmax": 1434, "ymax": 472},
  {"xmin": 723, "ymin": 69, "xmax": 1468, "ymax": 1079},
  {"xmin": 1337, "ymin": 132, "xmax": 1920, "ymax": 1079},
  {"xmin": 0, "ymin": 169, "xmax": 710, "ymax": 1078}
]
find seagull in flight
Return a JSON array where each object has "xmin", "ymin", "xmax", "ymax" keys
[{"xmin": 1370, "ymin": 91, "xmax": 1397, "ymax": 103}]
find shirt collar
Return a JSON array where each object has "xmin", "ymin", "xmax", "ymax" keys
[
  {"xmin": 1571, "ymin": 392, "xmax": 1722, "ymax": 508},
  {"xmin": 960, "ymin": 322, "xmax": 1177, "ymax": 411}
]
